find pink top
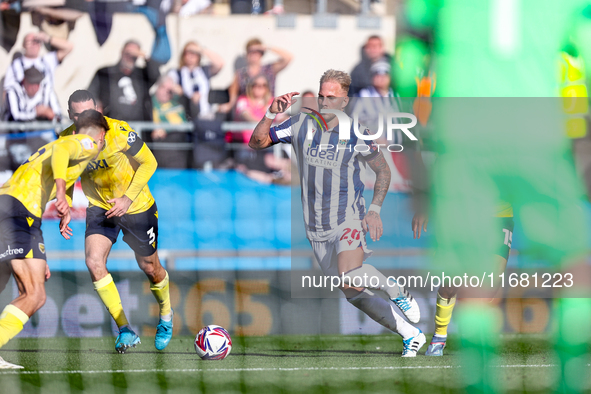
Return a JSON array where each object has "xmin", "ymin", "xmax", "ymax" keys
[{"xmin": 230, "ymin": 95, "xmax": 274, "ymax": 143}]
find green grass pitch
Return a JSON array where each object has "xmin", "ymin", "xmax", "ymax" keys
[{"xmin": 0, "ymin": 334, "xmax": 579, "ymax": 393}]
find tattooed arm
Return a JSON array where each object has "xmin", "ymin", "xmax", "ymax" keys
[
  {"xmin": 249, "ymin": 91, "xmax": 299, "ymax": 150},
  {"xmin": 362, "ymin": 151, "xmax": 391, "ymax": 241}
]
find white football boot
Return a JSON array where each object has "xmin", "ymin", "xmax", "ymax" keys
[
  {"xmin": 401, "ymin": 330, "xmax": 426, "ymax": 357},
  {"xmin": 0, "ymin": 356, "xmax": 23, "ymax": 369},
  {"xmin": 390, "ymin": 285, "xmax": 421, "ymax": 324}
]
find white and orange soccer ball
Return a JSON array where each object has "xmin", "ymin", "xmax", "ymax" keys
[{"xmin": 194, "ymin": 325, "xmax": 232, "ymax": 360}]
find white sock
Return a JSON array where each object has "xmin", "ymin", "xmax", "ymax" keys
[
  {"xmin": 344, "ymin": 264, "xmax": 404, "ymax": 300},
  {"xmin": 160, "ymin": 313, "xmax": 172, "ymax": 322},
  {"xmin": 347, "ymin": 289, "xmax": 419, "ymax": 340}
]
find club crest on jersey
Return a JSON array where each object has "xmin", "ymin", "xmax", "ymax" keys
[
  {"xmin": 127, "ymin": 131, "xmax": 137, "ymax": 145},
  {"xmin": 38, "ymin": 243, "xmax": 45, "ymax": 254},
  {"xmin": 339, "ymin": 139, "xmax": 347, "ymax": 146}
]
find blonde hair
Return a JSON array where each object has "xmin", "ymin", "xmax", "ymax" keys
[
  {"xmin": 180, "ymin": 41, "xmax": 201, "ymax": 68},
  {"xmin": 319, "ymin": 69, "xmax": 351, "ymax": 94},
  {"xmin": 246, "ymin": 75, "xmax": 271, "ymax": 101}
]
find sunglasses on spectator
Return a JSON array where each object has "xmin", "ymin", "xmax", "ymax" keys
[
  {"xmin": 248, "ymin": 49, "xmax": 264, "ymax": 55},
  {"xmin": 184, "ymin": 49, "xmax": 200, "ymax": 56},
  {"xmin": 253, "ymin": 83, "xmax": 268, "ymax": 88},
  {"xmin": 123, "ymin": 52, "xmax": 138, "ymax": 60},
  {"xmin": 26, "ymin": 39, "xmax": 42, "ymax": 45}
]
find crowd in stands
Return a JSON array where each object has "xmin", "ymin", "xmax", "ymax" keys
[{"xmin": 0, "ymin": 7, "xmax": 394, "ymax": 184}]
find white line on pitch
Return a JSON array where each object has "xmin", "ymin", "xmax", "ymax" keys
[{"xmin": 0, "ymin": 364, "xmax": 570, "ymax": 375}]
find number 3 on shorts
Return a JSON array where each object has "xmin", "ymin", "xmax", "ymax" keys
[{"xmin": 147, "ymin": 227, "xmax": 155, "ymax": 244}]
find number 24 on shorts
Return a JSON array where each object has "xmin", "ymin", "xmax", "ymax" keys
[{"xmin": 340, "ymin": 228, "xmax": 361, "ymax": 246}]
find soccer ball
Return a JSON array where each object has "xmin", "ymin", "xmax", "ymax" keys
[{"xmin": 194, "ymin": 325, "xmax": 232, "ymax": 360}]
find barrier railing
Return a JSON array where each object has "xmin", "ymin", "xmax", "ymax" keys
[
  {"xmin": 0, "ymin": 120, "xmax": 257, "ymax": 133},
  {"xmin": 0, "ymin": 121, "xmax": 271, "ymax": 153},
  {"xmin": 46, "ymin": 248, "xmax": 429, "ymax": 270}
]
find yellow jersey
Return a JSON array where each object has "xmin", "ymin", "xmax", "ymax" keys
[
  {"xmin": 0, "ymin": 134, "xmax": 99, "ymax": 218},
  {"xmin": 559, "ymin": 51, "xmax": 588, "ymax": 139},
  {"xmin": 61, "ymin": 117, "xmax": 156, "ymax": 215},
  {"xmin": 496, "ymin": 201, "xmax": 513, "ymax": 218}
]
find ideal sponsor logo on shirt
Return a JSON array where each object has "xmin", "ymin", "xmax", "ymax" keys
[{"xmin": 305, "ymin": 144, "xmax": 341, "ymax": 168}]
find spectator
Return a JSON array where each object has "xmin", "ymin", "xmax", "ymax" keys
[
  {"xmin": 167, "ymin": 41, "xmax": 223, "ymax": 120},
  {"xmin": 220, "ymin": 38, "xmax": 292, "ymax": 112},
  {"xmin": 4, "ymin": 67, "xmax": 61, "ymax": 121},
  {"xmin": 29, "ymin": 4, "xmax": 85, "ymax": 40},
  {"xmin": 355, "ymin": 59, "xmax": 396, "ymax": 129},
  {"xmin": 350, "ymin": 35, "xmax": 391, "ymax": 96},
  {"xmin": 87, "ymin": 0, "xmax": 170, "ymax": 64},
  {"xmin": 150, "ymin": 75, "xmax": 191, "ymax": 168},
  {"xmin": 351, "ymin": 60, "xmax": 413, "ymax": 192},
  {"xmin": 230, "ymin": 75, "xmax": 273, "ymax": 143},
  {"xmin": 88, "ymin": 40, "xmax": 160, "ymax": 122},
  {"xmin": 0, "ymin": 0, "xmax": 21, "ymax": 52},
  {"xmin": 3, "ymin": 67, "xmax": 60, "ymax": 171},
  {"xmin": 171, "ymin": 0, "xmax": 212, "ymax": 16},
  {"xmin": 237, "ymin": 152, "xmax": 292, "ymax": 185},
  {"xmin": 295, "ymin": 89, "xmax": 317, "ymax": 114},
  {"xmin": 3, "ymin": 31, "xmax": 73, "ymax": 89}
]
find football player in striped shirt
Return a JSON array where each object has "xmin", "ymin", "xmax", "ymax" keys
[
  {"xmin": 60, "ymin": 90, "xmax": 173, "ymax": 353},
  {"xmin": 0, "ymin": 110, "xmax": 105, "ymax": 369},
  {"xmin": 249, "ymin": 69, "xmax": 425, "ymax": 357}
]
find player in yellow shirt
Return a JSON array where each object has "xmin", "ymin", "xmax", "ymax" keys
[
  {"xmin": 419, "ymin": 202, "xmax": 514, "ymax": 356},
  {"xmin": 0, "ymin": 109, "xmax": 106, "ymax": 369},
  {"xmin": 61, "ymin": 90, "xmax": 172, "ymax": 353}
]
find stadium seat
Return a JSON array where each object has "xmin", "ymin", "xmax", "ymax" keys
[
  {"xmin": 234, "ymin": 219, "xmax": 265, "ymax": 248},
  {"xmin": 233, "ymin": 190, "xmax": 263, "ymax": 219},
  {"xmin": 159, "ymin": 220, "xmax": 196, "ymax": 249},
  {"xmin": 194, "ymin": 188, "xmax": 233, "ymax": 220}
]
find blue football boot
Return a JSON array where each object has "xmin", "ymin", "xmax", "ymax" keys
[
  {"xmin": 115, "ymin": 326, "xmax": 141, "ymax": 353},
  {"xmin": 155, "ymin": 309, "xmax": 173, "ymax": 350},
  {"xmin": 425, "ymin": 335, "xmax": 447, "ymax": 356}
]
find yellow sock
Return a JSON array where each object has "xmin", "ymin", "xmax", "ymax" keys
[
  {"xmin": 0, "ymin": 305, "xmax": 29, "ymax": 348},
  {"xmin": 150, "ymin": 271, "xmax": 171, "ymax": 318},
  {"xmin": 93, "ymin": 274, "xmax": 129, "ymax": 328},
  {"xmin": 434, "ymin": 293, "xmax": 457, "ymax": 336}
]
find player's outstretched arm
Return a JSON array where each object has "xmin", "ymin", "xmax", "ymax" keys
[
  {"xmin": 51, "ymin": 140, "xmax": 80, "ymax": 218},
  {"xmin": 248, "ymin": 91, "xmax": 299, "ymax": 150},
  {"xmin": 362, "ymin": 152, "xmax": 391, "ymax": 242}
]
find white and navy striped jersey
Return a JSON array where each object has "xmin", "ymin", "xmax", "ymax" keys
[
  {"xmin": 3, "ymin": 52, "xmax": 59, "ymax": 90},
  {"xmin": 270, "ymin": 113, "xmax": 379, "ymax": 241},
  {"xmin": 4, "ymin": 80, "xmax": 61, "ymax": 121}
]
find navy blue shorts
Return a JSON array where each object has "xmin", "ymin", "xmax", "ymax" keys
[
  {"xmin": 85, "ymin": 203, "xmax": 159, "ymax": 256},
  {"xmin": 0, "ymin": 195, "xmax": 46, "ymax": 261}
]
